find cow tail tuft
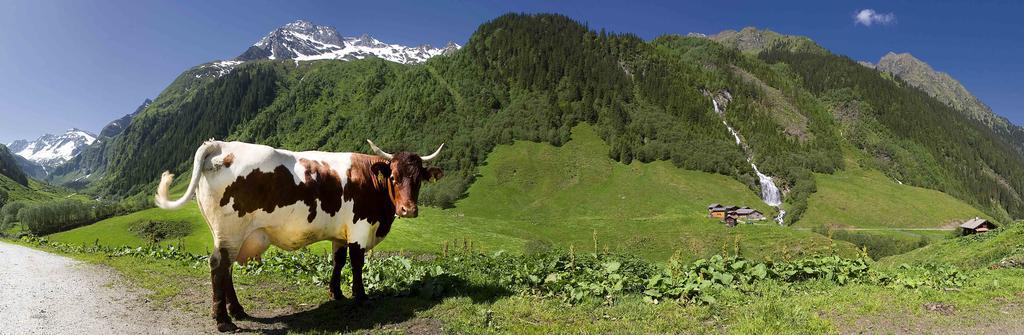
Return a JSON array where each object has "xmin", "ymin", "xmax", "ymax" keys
[{"xmin": 154, "ymin": 141, "xmax": 217, "ymax": 209}]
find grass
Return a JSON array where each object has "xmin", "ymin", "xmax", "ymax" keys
[
  {"xmin": 49, "ymin": 204, "xmax": 214, "ymax": 254},
  {"xmin": 12, "ymin": 237, "xmax": 1024, "ymax": 334},
  {"xmin": 50, "ymin": 124, "xmax": 858, "ymax": 262},
  {"xmin": 797, "ymin": 164, "xmax": 989, "ymax": 230},
  {"xmin": 882, "ymin": 222, "xmax": 1024, "ymax": 269}
]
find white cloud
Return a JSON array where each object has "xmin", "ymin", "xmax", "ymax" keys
[{"xmin": 854, "ymin": 9, "xmax": 896, "ymax": 26}]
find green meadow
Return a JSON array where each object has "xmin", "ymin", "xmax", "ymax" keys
[{"xmin": 50, "ymin": 124, "xmax": 860, "ymax": 261}]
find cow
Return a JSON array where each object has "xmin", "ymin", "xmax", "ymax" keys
[{"xmin": 154, "ymin": 139, "xmax": 444, "ymax": 332}]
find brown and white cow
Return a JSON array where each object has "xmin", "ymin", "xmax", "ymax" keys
[{"xmin": 154, "ymin": 139, "xmax": 443, "ymax": 332}]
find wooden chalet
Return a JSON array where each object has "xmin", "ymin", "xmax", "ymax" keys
[{"xmin": 960, "ymin": 217, "xmax": 997, "ymax": 235}]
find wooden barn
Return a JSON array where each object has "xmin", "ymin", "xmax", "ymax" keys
[
  {"xmin": 707, "ymin": 204, "xmax": 739, "ymax": 219},
  {"xmin": 960, "ymin": 217, "xmax": 997, "ymax": 235},
  {"xmin": 734, "ymin": 207, "xmax": 765, "ymax": 221}
]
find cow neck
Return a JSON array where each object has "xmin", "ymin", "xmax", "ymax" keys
[{"xmin": 349, "ymin": 154, "xmax": 396, "ymax": 207}]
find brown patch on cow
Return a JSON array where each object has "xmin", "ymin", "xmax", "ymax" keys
[
  {"xmin": 219, "ymin": 159, "xmax": 345, "ymax": 222},
  {"xmin": 345, "ymin": 154, "xmax": 397, "ymax": 237},
  {"xmin": 300, "ymin": 159, "xmax": 344, "ymax": 218},
  {"xmin": 222, "ymin": 153, "xmax": 235, "ymax": 168}
]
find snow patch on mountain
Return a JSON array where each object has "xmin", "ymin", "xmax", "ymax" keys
[
  {"xmin": 236, "ymin": 20, "xmax": 460, "ymax": 64},
  {"xmin": 194, "ymin": 60, "xmax": 244, "ymax": 79},
  {"xmin": 7, "ymin": 129, "xmax": 97, "ymax": 171}
]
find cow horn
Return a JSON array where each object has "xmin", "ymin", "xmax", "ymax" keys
[
  {"xmin": 366, "ymin": 139, "xmax": 393, "ymax": 160},
  {"xmin": 420, "ymin": 143, "xmax": 444, "ymax": 161}
]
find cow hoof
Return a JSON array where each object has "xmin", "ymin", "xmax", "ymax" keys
[
  {"xmin": 217, "ymin": 321, "xmax": 239, "ymax": 332},
  {"xmin": 329, "ymin": 289, "xmax": 344, "ymax": 301}
]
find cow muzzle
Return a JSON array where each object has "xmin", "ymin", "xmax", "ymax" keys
[{"xmin": 397, "ymin": 205, "xmax": 418, "ymax": 218}]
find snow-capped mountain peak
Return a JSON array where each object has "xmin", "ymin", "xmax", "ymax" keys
[
  {"xmin": 7, "ymin": 128, "xmax": 97, "ymax": 171},
  {"xmin": 236, "ymin": 20, "xmax": 461, "ymax": 64}
]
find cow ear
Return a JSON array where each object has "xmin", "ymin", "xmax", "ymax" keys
[
  {"xmin": 426, "ymin": 167, "xmax": 444, "ymax": 182},
  {"xmin": 371, "ymin": 162, "xmax": 391, "ymax": 178}
]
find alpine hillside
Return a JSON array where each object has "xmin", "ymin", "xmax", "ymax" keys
[
  {"xmin": 54, "ymin": 14, "xmax": 1024, "ymax": 227},
  {"xmin": 865, "ymin": 52, "xmax": 1024, "ymax": 152},
  {"xmin": 0, "ymin": 145, "xmax": 29, "ymax": 186},
  {"xmin": 44, "ymin": 99, "xmax": 153, "ymax": 188},
  {"xmin": 99, "ymin": 99, "xmax": 152, "ymax": 139},
  {"xmin": 699, "ymin": 27, "xmax": 1024, "ymax": 156}
]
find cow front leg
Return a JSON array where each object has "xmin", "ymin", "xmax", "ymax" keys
[
  {"xmin": 329, "ymin": 242, "xmax": 348, "ymax": 300},
  {"xmin": 349, "ymin": 243, "xmax": 368, "ymax": 303},
  {"xmin": 210, "ymin": 248, "xmax": 238, "ymax": 332},
  {"xmin": 225, "ymin": 268, "xmax": 249, "ymax": 319}
]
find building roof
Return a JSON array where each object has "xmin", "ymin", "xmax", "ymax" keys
[
  {"xmin": 735, "ymin": 208, "xmax": 761, "ymax": 215},
  {"xmin": 960, "ymin": 217, "xmax": 994, "ymax": 229},
  {"xmin": 708, "ymin": 203, "xmax": 722, "ymax": 209}
]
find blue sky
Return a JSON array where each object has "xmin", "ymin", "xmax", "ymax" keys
[{"xmin": 1, "ymin": 0, "xmax": 1021, "ymax": 144}]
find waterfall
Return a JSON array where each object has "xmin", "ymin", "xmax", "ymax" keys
[
  {"xmin": 712, "ymin": 98, "xmax": 786, "ymax": 224},
  {"xmin": 752, "ymin": 164, "xmax": 782, "ymax": 206}
]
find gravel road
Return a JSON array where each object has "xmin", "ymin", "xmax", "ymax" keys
[{"xmin": 0, "ymin": 241, "xmax": 204, "ymax": 334}]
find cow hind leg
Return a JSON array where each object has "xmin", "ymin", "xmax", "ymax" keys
[
  {"xmin": 329, "ymin": 241, "xmax": 348, "ymax": 300},
  {"xmin": 210, "ymin": 248, "xmax": 238, "ymax": 332},
  {"xmin": 349, "ymin": 243, "xmax": 368, "ymax": 303}
]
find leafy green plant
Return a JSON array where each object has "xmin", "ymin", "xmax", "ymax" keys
[
  {"xmin": 16, "ymin": 236, "xmax": 972, "ymax": 305},
  {"xmin": 877, "ymin": 263, "xmax": 971, "ymax": 289}
]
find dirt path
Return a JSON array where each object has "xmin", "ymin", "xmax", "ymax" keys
[{"xmin": 0, "ymin": 241, "xmax": 205, "ymax": 335}]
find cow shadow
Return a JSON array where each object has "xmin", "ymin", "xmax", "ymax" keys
[{"xmin": 239, "ymin": 273, "xmax": 510, "ymax": 334}]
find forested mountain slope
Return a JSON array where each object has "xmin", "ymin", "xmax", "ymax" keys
[
  {"xmin": 760, "ymin": 46, "xmax": 1024, "ymax": 221},
  {"xmin": 869, "ymin": 52, "xmax": 1024, "ymax": 153},
  {"xmin": 0, "ymin": 145, "xmax": 28, "ymax": 187},
  {"xmin": 70, "ymin": 13, "xmax": 1023, "ymax": 224}
]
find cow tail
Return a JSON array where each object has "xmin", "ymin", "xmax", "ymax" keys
[{"xmin": 155, "ymin": 140, "xmax": 218, "ymax": 209}]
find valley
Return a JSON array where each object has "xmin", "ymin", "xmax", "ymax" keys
[{"xmin": 1, "ymin": 11, "xmax": 1023, "ymax": 335}]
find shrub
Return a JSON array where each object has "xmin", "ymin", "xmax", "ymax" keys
[{"xmin": 128, "ymin": 220, "xmax": 192, "ymax": 243}]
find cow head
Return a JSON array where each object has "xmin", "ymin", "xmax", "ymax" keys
[{"xmin": 367, "ymin": 140, "xmax": 444, "ymax": 218}]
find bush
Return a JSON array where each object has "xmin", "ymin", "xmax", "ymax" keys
[{"xmin": 128, "ymin": 220, "xmax": 192, "ymax": 243}]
